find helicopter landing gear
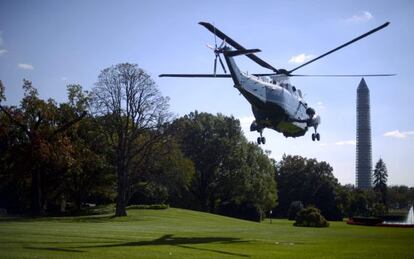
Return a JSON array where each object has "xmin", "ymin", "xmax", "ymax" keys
[
  {"xmin": 257, "ymin": 136, "xmax": 266, "ymax": 145},
  {"xmin": 311, "ymin": 133, "xmax": 320, "ymax": 141},
  {"xmin": 311, "ymin": 123, "xmax": 320, "ymax": 141},
  {"xmin": 257, "ymin": 130, "xmax": 266, "ymax": 145}
]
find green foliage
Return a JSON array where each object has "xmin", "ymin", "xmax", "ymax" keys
[
  {"xmin": 372, "ymin": 203, "xmax": 387, "ymax": 217},
  {"xmin": 348, "ymin": 189, "xmax": 370, "ymax": 217},
  {"xmin": 387, "ymin": 185, "xmax": 414, "ymax": 210},
  {"xmin": 170, "ymin": 111, "xmax": 277, "ymax": 221},
  {"xmin": 276, "ymin": 155, "xmax": 341, "ymax": 220},
  {"xmin": 347, "ymin": 188, "xmax": 382, "ymax": 217},
  {"xmin": 129, "ymin": 182, "xmax": 169, "ymax": 205},
  {"xmin": 0, "ymin": 81, "xmax": 112, "ymax": 215},
  {"xmin": 294, "ymin": 206, "xmax": 329, "ymax": 227},
  {"xmin": 92, "ymin": 63, "xmax": 172, "ymax": 217},
  {"xmin": 373, "ymin": 158, "xmax": 388, "ymax": 206},
  {"xmin": 288, "ymin": 201, "xmax": 304, "ymax": 220},
  {"xmin": 129, "ymin": 137, "xmax": 195, "ymax": 208}
]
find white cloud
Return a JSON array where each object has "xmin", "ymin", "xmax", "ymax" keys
[
  {"xmin": 0, "ymin": 32, "xmax": 6, "ymax": 56},
  {"xmin": 18, "ymin": 63, "xmax": 34, "ymax": 70},
  {"xmin": 317, "ymin": 101, "xmax": 326, "ymax": 110},
  {"xmin": 335, "ymin": 140, "xmax": 356, "ymax": 146},
  {"xmin": 384, "ymin": 130, "xmax": 414, "ymax": 139},
  {"xmin": 346, "ymin": 11, "xmax": 373, "ymax": 23},
  {"xmin": 288, "ymin": 53, "xmax": 315, "ymax": 64}
]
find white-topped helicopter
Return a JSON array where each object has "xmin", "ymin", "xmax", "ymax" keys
[{"xmin": 160, "ymin": 22, "xmax": 394, "ymax": 144}]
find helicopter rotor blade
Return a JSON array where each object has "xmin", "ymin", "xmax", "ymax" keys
[
  {"xmin": 199, "ymin": 22, "xmax": 280, "ymax": 73},
  {"xmin": 219, "ymin": 38, "xmax": 226, "ymax": 49},
  {"xmin": 213, "ymin": 23, "xmax": 218, "ymax": 48},
  {"xmin": 288, "ymin": 22, "xmax": 390, "ymax": 74},
  {"xmin": 214, "ymin": 57, "xmax": 217, "ymax": 75},
  {"xmin": 252, "ymin": 73, "xmax": 397, "ymax": 77},
  {"xmin": 218, "ymin": 55, "xmax": 227, "ymax": 73},
  {"xmin": 206, "ymin": 43, "xmax": 214, "ymax": 50},
  {"xmin": 158, "ymin": 73, "xmax": 395, "ymax": 78},
  {"xmin": 252, "ymin": 73, "xmax": 396, "ymax": 77},
  {"xmin": 290, "ymin": 73, "xmax": 396, "ymax": 77},
  {"xmin": 159, "ymin": 74, "xmax": 231, "ymax": 78}
]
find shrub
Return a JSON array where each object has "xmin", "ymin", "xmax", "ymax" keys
[
  {"xmin": 372, "ymin": 203, "xmax": 387, "ymax": 217},
  {"xmin": 288, "ymin": 201, "xmax": 304, "ymax": 220},
  {"xmin": 294, "ymin": 206, "xmax": 329, "ymax": 227}
]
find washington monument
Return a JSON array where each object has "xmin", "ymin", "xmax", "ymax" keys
[{"xmin": 356, "ymin": 78, "xmax": 372, "ymax": 189}]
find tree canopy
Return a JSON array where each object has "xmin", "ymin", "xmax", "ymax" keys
[{"xmin": 275, "ymin": 155, "xmax": 342, "ymax": 220}]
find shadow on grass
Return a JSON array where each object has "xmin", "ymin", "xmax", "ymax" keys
[
  {"xmin": 68, "ymin": 214, "xmax": 116, "ymax": 222},
  {"xmin": 24, "ymin": 246, "xmax": 85, "ymax": 253},
  {"xmin": 78, "ymin": 234, "xmax": 250, "ymax": 257}
]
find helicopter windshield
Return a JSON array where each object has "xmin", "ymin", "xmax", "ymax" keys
[{"xmin": 270, "ymin": 75, "xmax": 290, "ymax": 85}]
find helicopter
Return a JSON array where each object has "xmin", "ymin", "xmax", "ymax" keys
[{"xmin": 160, "ymin": 22, "xmax": 394, "ymax": 145}]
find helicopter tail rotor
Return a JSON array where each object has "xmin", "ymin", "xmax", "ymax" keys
[{"xmin": 206, "ymin": 24, "xmax": 228, "ymax": 75}]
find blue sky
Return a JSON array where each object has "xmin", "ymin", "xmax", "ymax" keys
[{"xmin": 1, "ymin": 0, "xmax": 413, "ymax": 186}]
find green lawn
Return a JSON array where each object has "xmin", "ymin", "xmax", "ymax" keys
[{"xmin": 0, "ymin": 208, "xmax": 413, "ymax": 258}]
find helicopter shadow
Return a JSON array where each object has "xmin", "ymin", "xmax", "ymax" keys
[{"xmin": 76, "ymin": 234, "xmax": 250, "ymax": 257}]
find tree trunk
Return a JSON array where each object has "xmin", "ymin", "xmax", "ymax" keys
[
  {"xmin": 115, "ymin": 166, "xmax": 128, "ymax": 217},
  {"xmin": 31, "ymin": 168, "xmax": 44, "ymax": 216}
]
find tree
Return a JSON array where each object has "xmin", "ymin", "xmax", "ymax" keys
[
  {"xmin": 373, "ymin": 158, "xmax": 388, "ymax": 206},
  {"xmin": 60, "ymin": 85, "xmax": 115, "ymax": 211},
  {"xmin": 128, "ymin": 137, "xmax": 195, "ymax": 207},
  {"xmin": 170, "ymin": 112, "xmax": 277, "ymax": 220},
  {"xmin": 170, "ymin": 112, "xmax": 245, "ymax": 211},
  {"xmin": 0, "ymin": 80, "xmax": 86, "ymax": 215},
  {"xmin": 217, "ymin": 142, "xmax": 277, "ymax": 221},
  {"xmin": 92, "ymin": 63, "xmax": 171, "ymax": 216},
  {"xmin": 387, "ymin": 185, "xmax": 414, "ymax": 210},
  {"xmin": 275, "ymin": 155, "xmax": 342, "ymax": 220}
]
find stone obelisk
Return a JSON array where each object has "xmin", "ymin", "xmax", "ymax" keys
[{"xmin": 356, "ymin": 78, "xmax": 372, "ymax": 189}]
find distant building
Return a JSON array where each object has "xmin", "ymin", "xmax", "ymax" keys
[{"xmin": 356, "ymin": 78, "xmax": 372, "ymax": 189}]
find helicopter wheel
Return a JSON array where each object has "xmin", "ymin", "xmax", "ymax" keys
[
  {"xmin": 316, "ymin": 133, "xmax": 320, "ymax": 141},
  {"xmin": 257, "ymin": 136, "xmax": 266, "ymax": 145},
  {"xmin": 311, "ymin": 133, "xmax": 316, "ymax": 141}
]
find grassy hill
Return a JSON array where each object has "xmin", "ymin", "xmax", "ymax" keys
[{"xmin": 0, "ymin": 207, "xmax": 413, "ymax": 258}]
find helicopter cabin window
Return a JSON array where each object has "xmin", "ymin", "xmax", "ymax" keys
[
  {"xmin": 292, "ymin": 86, "xmax": 296, "ymax": 92},
  {"xmin": 298, "ymin": 89, "xmax": 303, "ymax": 98}
]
